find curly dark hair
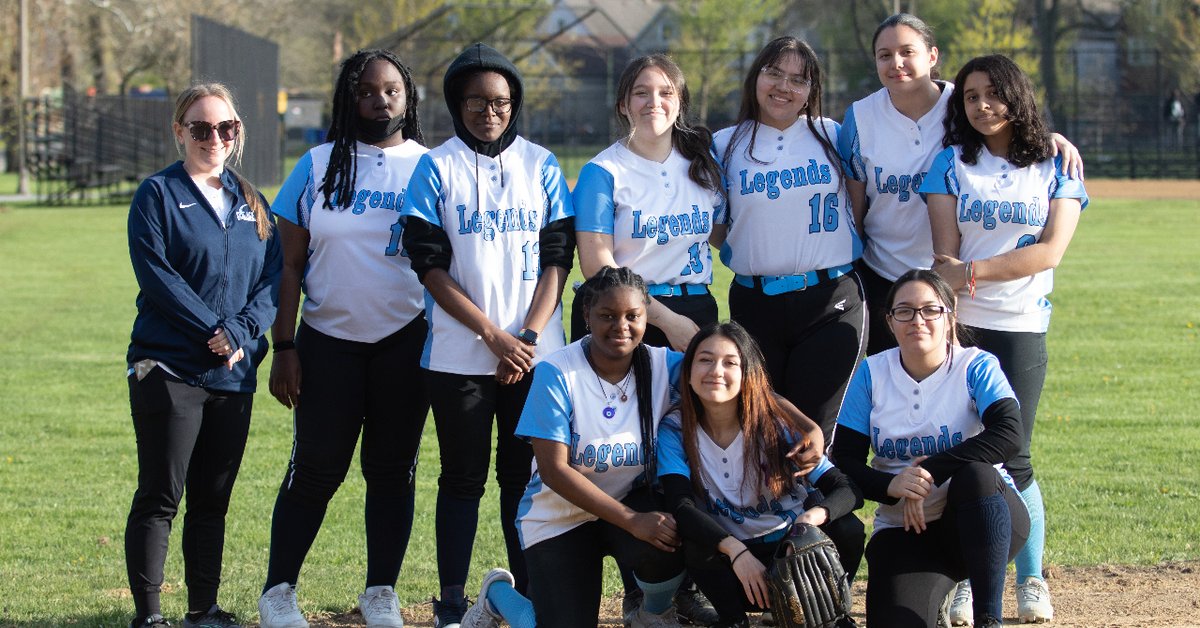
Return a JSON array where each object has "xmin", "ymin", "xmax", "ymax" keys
[
  {"xmin": 722, "ymin": 35, "xmax": 843, "ymax": 188},
  {"xmin": 320, "ymin": 49, "xmax": 424, "ymax": 210},
  {"xmin": 943, "ymin": 54, "xmax": 1052, "ymax": 168}
]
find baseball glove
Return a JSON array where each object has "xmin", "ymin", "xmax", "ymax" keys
[{"xmin": 766, "ymin": 523, "xmax": 854, "ymax": 628}]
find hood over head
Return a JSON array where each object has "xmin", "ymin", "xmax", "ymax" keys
[{"xmin": 444, "ymin": 43, "xmax": 523, "ymax": 157}]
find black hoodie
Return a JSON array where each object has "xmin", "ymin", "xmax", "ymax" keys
[{"xmin": 443, "ymin": 42, "xmax": 523, "ymax": 158}]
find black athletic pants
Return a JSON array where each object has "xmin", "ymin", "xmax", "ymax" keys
[
  {"xmin": 856, "ymin": 261, "xmax": 900, "ymax": 357},
  {"xmin": 963, "ymin": 326, "xmax": 1047, "ymax": 491},
  {"xmin": 125, "ymin": 368, "xmax": 253, "ymax": 619},
  {"xmin": 263, "ymin": 317, "xmax": 429, "ymax": 592},
  {"xmin": 864, "ymin": 463, "xmax": 1030, "ymax": 627},
  {"xmin": 524, "ymin": 488, "xmax": 684, "ymax": 628},
  {"xmin": 729, "ymin": 272, "xmax": 867, "ymax": 445},
  {"xmin": 426, "ymin": 369, "xmax": 534, "ymax": 594},
  {"xmin": 685, "ymin": 511, "xmax": 865, "ymax": 624}
]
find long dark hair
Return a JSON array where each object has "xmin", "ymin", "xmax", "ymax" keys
[
  {"xmin": 943, "ymin": 54, "xmax": 1052, "ymax": 168},
  {"xmin": 320, "ymin": 49, "xmax": 424, "ymax": 210},
  {"xmin": 579, "ymin": 267, "xmax": 659, "ymax": 483},
  {"xmin": 723, "ymin": 36, "xmax": 842, "ymax": 186},
  {"xmin": 614, "ymin": 54, "xmax": 723, "ymax": 196},
  {"xmin": 679, "ymin": 321, "xmax": 803, "ymax": 500}
]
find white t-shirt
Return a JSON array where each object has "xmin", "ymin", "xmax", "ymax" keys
[
  {"xmin": 838, "ymin": 83, "xmax": 955, "ymax": 280},
  {"xmin": 715, "ymin": 117, "xmax": 860, "ymax": 276},
  {"xmin": 919, "ymin": 148, "xmax": 1088, "ymax": 332},
  {"xmin": 401, "ymin": 135, "xmax": 572, "ymax": 375},
  {"xmin": 573, "ymin": 142, "xmax": 725, "ymax": 286},
  {"xmin": 836, "ymin": 345, "xmax": 1016, "ymax": 533},
  {"xmin": 272, "ymin": 140, "xmax": 426, "ymax": 343},
  {"xmin": 514, "ymin": 341, "xmax": 682, "ymax": 549}
]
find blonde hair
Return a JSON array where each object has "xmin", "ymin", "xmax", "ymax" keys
[{"xmin": 173, "ymin": 83, "xmax": 272, "ymax": 240}]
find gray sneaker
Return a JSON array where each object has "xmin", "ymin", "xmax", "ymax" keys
[
  {"xmin": 627, "ymin": 605, "xmax": 682, "ymax": 628},
  {"xmin": 947, "ymin": 580, "xmax": 974, "ymax": 626},
  {"xmin": 460, "ymin": 568, "xmax": 515, "ymax": 628}
]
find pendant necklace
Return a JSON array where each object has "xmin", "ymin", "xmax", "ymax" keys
[{"xmin": 585, "ymin": 338, "xmax": 632, "ymax": 419}]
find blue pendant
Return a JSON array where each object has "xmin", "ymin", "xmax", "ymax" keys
[{"xmin": 602, "ymin": 405, "xmax": 616, "ymax": 419}]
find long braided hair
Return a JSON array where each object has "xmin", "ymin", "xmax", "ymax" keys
[
  {"xmin": 320, "ymin": 49, "xmax": 424, "ymax": 210},
  {"xmin": 578, "ymin": 266, "xmax": 658, "ymax": 483}
]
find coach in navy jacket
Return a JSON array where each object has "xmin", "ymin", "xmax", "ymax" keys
[{"xmin": 127, "ymin": 161, "xmax": 281, "ymax": 391}]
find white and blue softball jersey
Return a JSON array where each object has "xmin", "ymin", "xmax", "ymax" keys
[
  {"xmin": 838, "ymin": 83, "xmax": 955, "ymax": 281},
  {"xmin": 573, "ymin": 142, "xmax": 725, "ymax": 286},
  {"xmin": 273, "ymin": 140, "xmax": 426, "ymax": 343},
  {"xmin": 919, "ymin": 148, "xmax": 1089, "ymax": 333},
  {"xmin": 837, "ymin": 345, "xmax": 1016, "ymax": 533},
  {"xmin": 514, "ymin": 341, "xmax": 683, "ymax": 549},
  {"xmin": 657, "ymin": 413, "xmax": 835, "ymax": 541},
  {"xmin": 715, "ymin": 118, "xmax": 861, "ymax": 276},
  {"xmin": 400, "ymin": 135, "xmax": 572, "ymax": 375}
]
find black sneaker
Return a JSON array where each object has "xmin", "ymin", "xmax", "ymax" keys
[
  {"xmin": 674, "ymin": 586, "xmax": 719, "ymax": 626},
  {"xmin": 976, "ymin": 615, "xmax": 1003, "ymax": 628},
  {"xmin": 432, "ymin": 596, "xmax": 468, "ymax": 627},
  {"xmin": 131, "ymin": 614, "xmax": 171, "ymax": 628},
  {"xmin": 183, "ymin": 605, "xmax": 241, "ymax": 628}
]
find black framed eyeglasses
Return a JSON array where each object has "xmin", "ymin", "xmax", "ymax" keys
[
  {"xmin": 464, "ymin": 97, "xmax": 513, "ymax": 114},
  {"xmin": 889, "ymin": 305, "xmax": 951, "ymax": 322},
  {"xmin": 184, "ymin": 120, "xmax": 240, "ymax": 142}
]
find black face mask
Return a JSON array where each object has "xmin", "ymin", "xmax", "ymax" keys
[{"xmin": 357, "ymin": 116, "xmax": 406, "ymax": 143}]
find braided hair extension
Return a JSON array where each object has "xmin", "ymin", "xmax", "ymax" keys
[
  {"xmin": 579, "ymin": 266, "xmax": 658, "ymax": 482},
  {"xmin": 320, "ymin": 49, "xmax": 425, "ymax": 210}
]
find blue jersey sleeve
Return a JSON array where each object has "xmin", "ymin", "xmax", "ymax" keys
[
  {"xmin": 541, "ymin": 153, "xmax": 575, "ymax": 222},
  {"xmin": 836, "ymin": 360, "xmax": 873, "ymax": 436},
  {"xmin": 837, "ymin": 105, "xmax": 867, "ymax": 182},
  {"xmin": 918, "ymin": 148, "xmax": 958, "ymax": 197},
  {"xmin": 666, "ymin": 349, "xmax": 685, "ymax": 406},
  {"xmin": 965, "ymin": 351, "xmax": 1017, "ymax": 417},
  {"xmin": 515, "ymin": 361, "xmax": 575, "ymax": 445},
  {"xmin": 572, "ymin": 162, "xmax": 616, "ymax": 234},
  {"xmin": 1050, "ymin": 155, "xmax": 1089, "ymax": 210},
  {"xmin": 272, "ymin": 151, "xmax": 315, "ymax": 228},
  {"xmin": 399, "ymin": 153, "xmax": 444, "ymax": 228},
  {"xmin": 656, "ymin": 412, "xmax": 691, "ymax": 478}
]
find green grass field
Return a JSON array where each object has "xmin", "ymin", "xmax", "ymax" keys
[{"xmin": 0, "ymin": 196, "xmax": 1198, "ymax": 626}]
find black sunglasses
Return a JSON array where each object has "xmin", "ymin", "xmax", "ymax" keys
[{"xmin": 183, "ymin": 119, "xmax": 240, "ymax": 142}]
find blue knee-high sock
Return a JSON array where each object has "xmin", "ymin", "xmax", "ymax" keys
[
  {"xmin": 1015, "ymin": 480, "xmax": 1046, "ymax": 583},
  {"xmin": 486, "ymin": 580, "xmax": 536, "ymax": 628},
  {"xmin": 636, "ymin": 572, "xmax": 685, "ymax": 614},
  {"xmin": 956, "ymin": 492, "xmax": 1011, "ymax": 621}
]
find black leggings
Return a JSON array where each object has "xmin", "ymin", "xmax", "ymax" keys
[
  {"xmin": 729, "ymin": 272, "xmax": 867, "ymax": 445},
  {"xmin": 963, "ymin": 326, "xmax": 1047, "ymax": 490},
  {"xmin": 685, "ymin": 513, "xmax": 866, "ymax": 624},
  {"xmin": 523, "ymin": 488, "xmax": 684, "ymax": 628},
  {"xmin": 263, "ymin": 317, "xmax": 429, "ymax": 592},
  {"xmin": 426, "ymin": 369, "xmax": 534, "ymax": 593},
  {"xmin": 864, "ymin": 463, "xmax": 1030, "ymax": 627},
  {"xmin": 856, "ymin": 260, "xmax": 899, "ymax": 358},
  {"xmin": 125, "ymin": 368, "xmax": 253, "ymax": 618}
]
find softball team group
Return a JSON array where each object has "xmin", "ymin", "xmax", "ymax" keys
[{"xmin": 123, "ymin": 12, "xmax": 1086, "ymax": 628}]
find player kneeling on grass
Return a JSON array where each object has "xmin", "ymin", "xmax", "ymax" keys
[
  {"xmin": 833, "ymin": 269, "xmax": 1031, "ymax": 628},
  {"xmin": 923, "ymin": 53, "xmax": 1087, "ymax": 625},
  {"xmin": 657, "ymin": 321, "xmax": 865, "ymax": 628}
]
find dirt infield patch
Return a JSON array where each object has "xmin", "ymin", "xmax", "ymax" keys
[
  {"xmin": 293, "ymin": 561, "xmax": 1200, "ymax": 627},
  {"xmin": 1084, "ymin": 178, "xmax": 1200, "ymax": 200}
]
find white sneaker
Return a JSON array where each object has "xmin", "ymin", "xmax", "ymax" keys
[
  {"xmin": 258, "ymin": 582, "xmax": 309, "ymax": 628},
  {"xmin": 460, "ymin": 567, "xmax": 515, "ymax": 628},
  {"xmin": 627, "ymin": 605, "xmax": 681, "ymax": 628},
  {"xmin": 947, "ymin": 580, "xmax": 974, "ymax": 626},
  {"xmin": 1017, "ymin": 577, "xmax": 1054, "ymax": 623},
  {"xmin": 359, "ymin": 585, "xmax": 405, "ymax": 628}
]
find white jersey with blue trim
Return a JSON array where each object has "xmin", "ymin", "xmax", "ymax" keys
[
  {"xmin": 715, "ymin": 118, "xmax": 860, "ymax": 276},
  {"xmin": 836, "ymin": 345, "xmax": 1016, "ymax": 533},
  {"xmin": 400, "ymin": 135, "xmax": 571, "ymax": 375},
  {"xmin": 658, "ymin": 413, "xmax": 833, "ymax": 541},
  {"xmin": 573, "ymin": 142, "xmax": 724, "ymax": 286},
  {"xmin": 838, "ymin": 83, "xmax": 954, "ymax": 281},
  {"xmin": 514, "ymin": 340, "xmax": 683, "ymax": 549},
  {"xmin": 272, "ymin": 140, "xmax": 426, "ymax": 343},
  {"xmin": 920, "ymin": 147, "xmax": 1089, "ymax": 333}
]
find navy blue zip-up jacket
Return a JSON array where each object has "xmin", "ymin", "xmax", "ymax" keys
[{"xmin": 127, "ymin": 161, "xmax": 282, "ymax": 392}]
